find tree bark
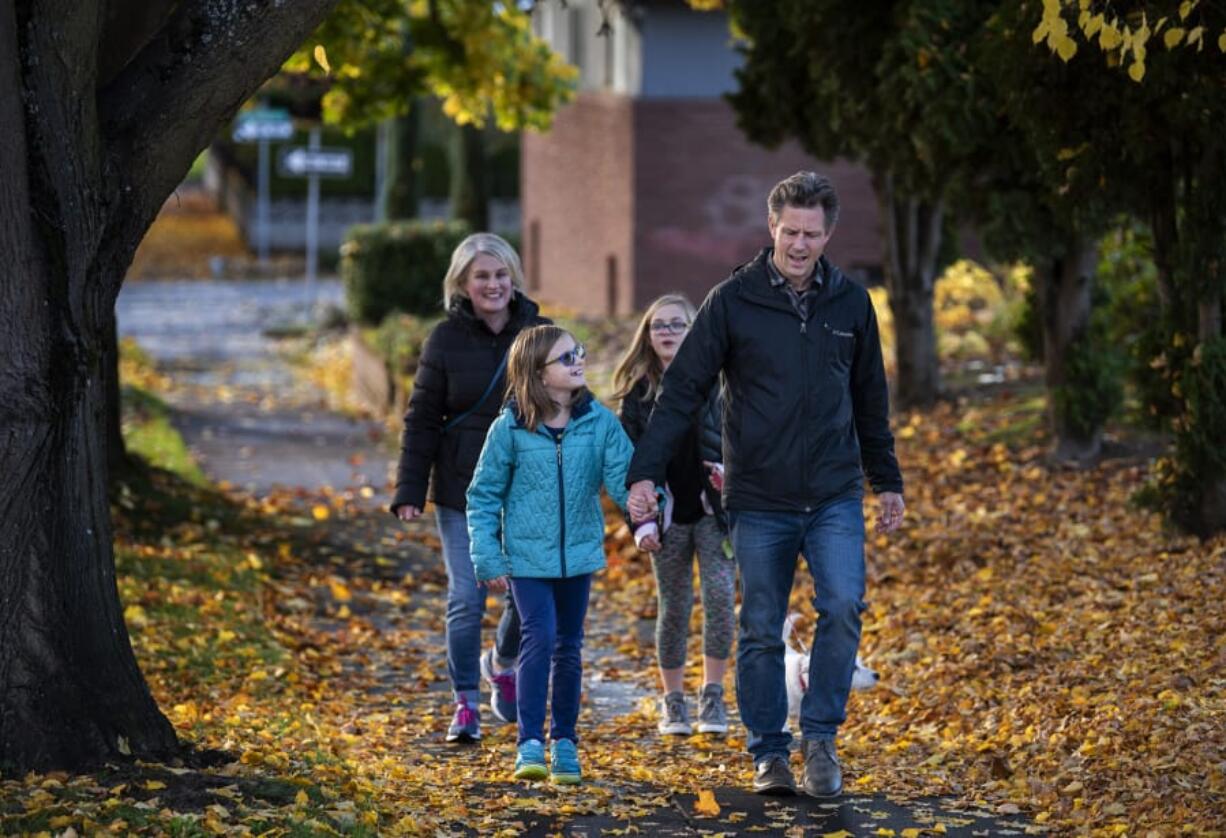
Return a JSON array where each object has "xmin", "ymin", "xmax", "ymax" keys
[
  {"xmin": 104, "ymin": 308, "xmax": 130, "ymax": 476},
  {"xmin": 1039, "ymin": 235, "xmax": 1100, "ymax": 465},
  {"xmin": 1, "ymin": 0, "xmax": 339, "ymax": 772},
  {"xmin": 449, "ymin": 121, "xmax": 489, "ymax": 231},
  {"xmin": 879, "ymin": 174, "xmax": 942, "ymax": 409},
  {"xmin": 384, "ymin": 106, "xmax": 421, "ymax": 220}
]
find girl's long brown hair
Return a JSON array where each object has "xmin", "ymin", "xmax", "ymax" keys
[
  {"xmin": 612, "ymin": 294, "xmax": 698, "ymax": 402},
  {"xmin": 507, "ymin": 325, "xmax": 585, "ymax": 432}
]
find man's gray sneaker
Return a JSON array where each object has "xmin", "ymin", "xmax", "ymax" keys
[
  {"xmin": 696, "ymin": 683, "xmax": 728, "ymax": 734},
  {"xmin": 752, "ymin": 754, "xmax": 796, "ymax": 795},
  {"xmin": 657, "ymin": 690, "xmax": 692, "ymax": 735},
  {"xmin": 801, "ymin": 737, "xmax": 842, "ymax": 797}
]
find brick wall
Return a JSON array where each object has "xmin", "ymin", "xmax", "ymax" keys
[
  {"xmin": 521, "ymin": 93, "xmax": 635, "ymax": 315},
  {"xmin": 633, "ymin": 99, "xmax": 881, "ymax": 310},
  {"xmin": 522, "ymin": 93, "xmax": 883, "ymax": 316}
]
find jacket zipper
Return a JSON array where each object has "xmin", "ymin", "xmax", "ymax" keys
[{"xmin": 555, "ymin": 433, "xmax": 567, "ymax": 578}]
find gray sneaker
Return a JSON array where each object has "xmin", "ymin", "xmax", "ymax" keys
[
  {"xmin": 752, "ymin": 754, "xmax": 796, "ymax": 795},
  {"xmin": 657, "ymin": 690, "xmax": 692, "ymax": 735},
  {"xmin": 445, "ymin": 692, "xmax": 481, "ymax": 743},
  {"xmin": 801, "ymin": 737, "xmax": 842, "ymax": 797},
  {"xmin": 696, "ymin": 683, "xmax": 728, "ymax": 734}
]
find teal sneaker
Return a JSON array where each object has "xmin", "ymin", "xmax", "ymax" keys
[
  {"xmin": 513, "ymin": 739, "xmax": 547, "ymax": 781},
  {"xmin": 549, "ymin": 738, "xmax": 582, "ymax": 785}
]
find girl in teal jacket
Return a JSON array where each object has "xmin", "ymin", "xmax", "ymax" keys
[{"xmin": 467, "ymin": 325, "xmax": 645, "ymax": 785}]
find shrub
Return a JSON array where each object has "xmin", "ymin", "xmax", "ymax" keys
[
  {"xmin": 369, "ymin": 313, "xmax": 441, "ymax": 377},
  {"xmin": 1051, "ymin": 329, "xmax": 1125, "ymax": 440},
  {"xmin": 1140, "ymin": 337, "xmax": 1226, "ymax": 535},
  {"xmin": 340, "ymin": 220, "xmax": 471, "ymax": 324}
]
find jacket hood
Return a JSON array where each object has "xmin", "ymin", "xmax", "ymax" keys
[{"xmin": 506, "ymin": 390, "xmax": 596, "ymax": 430}]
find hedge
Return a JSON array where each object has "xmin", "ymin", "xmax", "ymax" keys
[{"xmin": 340, "ymin": 220, "xmax": 471, "ymax": 324}]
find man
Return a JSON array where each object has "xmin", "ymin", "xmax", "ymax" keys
[{"xmin": 626, "ymin": 171, "xmax": 904, "ymax": 797}]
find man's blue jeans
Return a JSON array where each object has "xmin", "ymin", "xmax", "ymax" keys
[
  {"xmin": 729, "ymin": 497, "xmax": 866, "ymax": 762},
  {"xmin": 509, "ymin": 573, "xmax": 592, "ymax": 745},
  {"xmin": 436, "ymin": 506, "xmax": 521, "ymax": 696}
]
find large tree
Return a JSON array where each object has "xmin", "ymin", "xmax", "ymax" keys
[
  {"xmin": 0, "ymin": 0, "xmax": 340, "ymax": 771},
  {"xmin": 726, "ymin": 1, "xmax": 997, "ymax": 409},
  {"xmin": 285, "ymin": 0, "xmax": 576, "ymax": 227},
  {"xmin": 1014, "ymin": 0, "xmax": 1226, "ymax": 531}
]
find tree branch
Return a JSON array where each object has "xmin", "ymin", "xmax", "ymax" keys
[
  {"xmin": 0, "ymin": 0, "xmax": 53, "ymax": 418},
  {"xmin": 18, "ymin": 2, "xmax": 106, "ymax": 330},
  {"xmin": 97, "ymin": 0, "xmax": 178, "ymax": 86},
  {"xmin": 96, "ymin": 0, "xmax": 340, "ymax": 290}
]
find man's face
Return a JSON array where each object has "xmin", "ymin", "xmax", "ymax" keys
[{"xmin": 768, "ymin": 204, "xmax": 832, "ymax": 285}]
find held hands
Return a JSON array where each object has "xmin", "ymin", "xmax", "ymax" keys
[
  {"xmin": 702, "ymin": 461, "xmax": 724, "ymax": 492},
  {"xmin": 396, "ymin": 505, "xmax": 422, "ymax": 522},
  {"xmin": 875, "ymin": 492, "xmax": 905, "ymax": 534},
  {"xmin": 637, "ymin": 532, "xmax": 661, "ymax": 552},
  {"xmin": 628, "ymin": 480, "xmax": 662, "ymax": 553},
  {"xmin": 627, "ymin": 480, "xmax": 658, "ymax": 521},
  {"xmin": 485, "ymin": 575, "xmax": 509, "ymax": 593}
]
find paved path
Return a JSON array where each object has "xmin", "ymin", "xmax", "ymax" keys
[
  {"xmin": 118, "ymin": 279, "xmax": 391, "ymax": 502},
  {"xmin": 116, "ymin": 280, "xmax": 1026, "ymax": 836}
]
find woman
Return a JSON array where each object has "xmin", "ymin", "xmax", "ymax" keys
[
  {"xmin": 390, "ymin": 232, "xmax": 549, "ymax": 743},
  {"xmin": 614, "ymin": 294, "xmax": 735, "ymax": 738}
]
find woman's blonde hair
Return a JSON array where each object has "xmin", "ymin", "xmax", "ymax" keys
[
  {"xmin": 612, "ymin": 294, "xmax": 698, "ymax": 401},
  {"xmin": 507, "ymin": 325, "xmax": 586, "ymax": 432},
  {"xmin": 441, "ymin": 233, "xmax": 526, "ymax": 310}
]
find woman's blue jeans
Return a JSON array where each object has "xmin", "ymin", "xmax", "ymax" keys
[
  {"xmin": 729, "ymin": 497, "xmax": 866, "ymax": 762},
  {"xmin": 436, "ymin": 506, "xmax": 521, "ymax": 695}
]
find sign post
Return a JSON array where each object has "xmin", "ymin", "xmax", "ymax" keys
[
  {"xmin": 232, "ymin": 108, "xmax": 294, "ymax": 266},
  {"xmin": 277, "ymin": 139, "xmax": 353, "ymax": 310}
]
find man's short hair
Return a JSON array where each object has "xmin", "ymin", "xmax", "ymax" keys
[{"xmin": 767, "ymin": 171, "xmax": 840, "ymax": 228}]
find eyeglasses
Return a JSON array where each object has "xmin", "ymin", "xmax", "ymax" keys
[
  {"xmin": 650, "ymin": 319, "xmax": 689, "ymax": 335},
  {"xmin": 544, "ymin": 343, "xmax": 587, "ymax": 367}
]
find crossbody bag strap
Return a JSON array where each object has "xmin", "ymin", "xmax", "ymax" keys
[{"xmin": 443, "ymin": 352, "xmax": 509, "ymax": 433}]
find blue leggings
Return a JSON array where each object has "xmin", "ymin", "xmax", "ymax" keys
[{"xmin": 509, "ymin": 574, "xmax": 592, "ymax": 744}]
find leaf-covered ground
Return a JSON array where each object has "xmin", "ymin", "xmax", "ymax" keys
[{"xmin": 3, "ymin": 363, "xmax": 1223, "ymax": 836}]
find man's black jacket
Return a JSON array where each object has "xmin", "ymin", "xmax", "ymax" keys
[
  {"xmin": 626, "ymin": 249, "xmax": 902, "ymax": 512},
  {"xmin": 391, "ymin": 292, "xmax": 548, "ymax": 514}
]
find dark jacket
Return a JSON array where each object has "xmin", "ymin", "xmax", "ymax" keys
[
  {"xmin": 626, "ymin": 249, "xmax": 903, "ymax": 512},
  {"xmin": 619, "ymin": 377, "xmax": 726, "ymax": 528},
  {"xmin": 391, "ymin": 292, "xmax": 549, "ymax": 514}
]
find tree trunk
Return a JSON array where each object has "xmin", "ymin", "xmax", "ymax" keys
[
  {"xmin": 1, "ymin": 290, "xmax": 180, "ymax": 769},
  {"xmin": 383, "ymin": 106, "xmax": 421, "ymax": 220},
  {"xmin": 105, "ymin": 309, "xmax": 130, "ymax": 476},
  {"xmin": 2, "ymin": 0, "xmax": 340, "ymax": 772},
  {"xmin": 449, "ymin": 121, "xmax": 488, "ymax": 231},
  {"xmin": 879, "ymin": 174, "xmax": 942, "ymax": 408},
  {"xmin": 1040, "ymin": 235, "xmax": 1100, "ymax": 465}
]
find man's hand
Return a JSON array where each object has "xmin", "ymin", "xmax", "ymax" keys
[
  {"xmin": 627, "ymin": 480, "xmax": 658, "ymax": 520},
  {"xmin": 396, "ymin": 504, "xmax": 422, "ymax": 522},
  {"xmin": 485, "ymin": 576, "xmax": 509, "ymax": 593},
  {"xmin": 875, "ymin": 492, "xmax": 905, "ymax": 534}
]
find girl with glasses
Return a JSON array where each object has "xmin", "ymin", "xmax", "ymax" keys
[
  {"xmin": 467, "ymin": 325, "xmax": 649, "ymax": 784},
  {"xmin": 612, "ymin": 295, "xmax": 735, "ymax": 738}
]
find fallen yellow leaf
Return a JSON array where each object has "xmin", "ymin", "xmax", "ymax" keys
[{"xmin": 693, "ymin": 789, "xmax": 720, "ymax": 818}]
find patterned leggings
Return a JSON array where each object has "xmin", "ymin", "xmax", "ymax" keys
[{"xmin": 651, "ymin": 514, "xmax": 736, "ymax": 670}]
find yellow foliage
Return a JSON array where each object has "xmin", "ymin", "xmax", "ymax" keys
[{"xmin": 693, "ymin": 789, "xmax": 720, "ymax": 817}]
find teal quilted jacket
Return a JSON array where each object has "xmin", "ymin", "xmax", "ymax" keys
[{"xmin": 466, "ymin": 394, "xmax": 634, "ymax": 581}]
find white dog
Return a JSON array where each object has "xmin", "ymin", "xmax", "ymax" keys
[{"xmin": 783, "ymin": 613, "xmax": 879, "ymax": 723}]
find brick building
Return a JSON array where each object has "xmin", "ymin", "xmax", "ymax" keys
[{"xmin": 522, "ymin": 1, "xmax": 883, "ymax": 316}]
